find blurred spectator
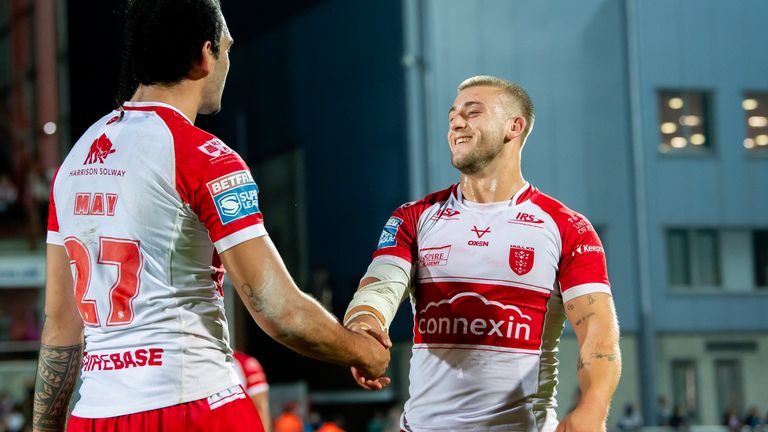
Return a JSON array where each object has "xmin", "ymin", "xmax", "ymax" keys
[
  {"xmin": 366, "ymin": 410, "xmax": 387, "ymax": 432},
  {"xmin": 616, "ymin": 403, "xmax": 642, "ymax": 431},
  {"xmin": 656, "ymin": 395, "xmax": 671, "ymax": 426},
  {"xmin": 0, "ymin": 174, "xmax": 18, "ymax": 213},
  {"xmin": 275, "ymin": 402, "xmax": 303, "ymax": 432},
  {"xmin": 669, "ymin": 404, "xmax": 687, "ymax": 430},
  {"xmin": 385, "ymin": 406, "xmax": 402, "ymax": 432},
  {"xmin": 744, "ymin": 406, "xmax": 761, "ymax": 430},
  {"xmin": 3, "ymin": 404, "xmax": 24, "ymax": 432},
  {"xmin": 316, "ymin": 415, "xmax": 345, "ymax": 432},
  {"xmin": 723, "ymin": 406, "xmax": 742, "ymax": 431},
  {"xmin": 304, "ymin": 411, "xmax": 321, "ymax": 432}
]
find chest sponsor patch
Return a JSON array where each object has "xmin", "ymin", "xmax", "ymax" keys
[
  {"xmin": 419, "ymin": 245, "xmax": 451, "ymax": 267},
  {"xmin": 413, "ymin": 283, "xmax": 549, "ymax": 352},
  {"xmin": 377, "ymin": 217, "xmax": 403, "ymax": 249},
  {"xmin": 207, "ymin": 170, "xmax": 260, "ymax": 225}
]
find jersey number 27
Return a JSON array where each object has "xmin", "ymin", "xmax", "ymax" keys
[{"xmin": 64, "ymin": 236, "xmax": 143, "ymax": 326}]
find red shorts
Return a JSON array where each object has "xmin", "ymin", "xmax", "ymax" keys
[{"xmin": 67, "ymin": 386, "xmax": 264, "ymax": 432}]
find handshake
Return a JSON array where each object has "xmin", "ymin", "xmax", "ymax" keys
[{"xmin": 345, "ymin": 318, "xmax": 393, "ymax": 391}]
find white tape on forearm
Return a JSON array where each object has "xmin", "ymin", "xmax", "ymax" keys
[{"xmin": 343, "ymin": 263, "xmax": 409, "ymax": 330}]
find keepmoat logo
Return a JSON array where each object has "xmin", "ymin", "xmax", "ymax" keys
[{"xmin": 572, "ymin": 244, "xmax": 604, "ymax": 256}]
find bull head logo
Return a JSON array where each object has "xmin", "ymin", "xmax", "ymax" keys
[{"xmin": 84, "ymin": 133, "xmax": 116, "ymax": 165}]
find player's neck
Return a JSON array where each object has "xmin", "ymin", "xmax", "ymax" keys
[
  {"xmin": 459, "ymin": 153, "xmax": 525, "ymax": 204},
  {"xmin": 130, "ymin": 83, "xmax": 202, "ymax": 123}
]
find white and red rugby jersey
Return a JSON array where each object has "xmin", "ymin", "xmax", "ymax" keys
[
  {"xmin": 46, "ymin": 102, "xmax": 267, "ymax": 417},
  {"xmin": 372, "ymin": 183, "xmax": 610, "ymax": 431},
  {"xmin": 233, "ymin": 351, "xmax": 269, "ymax": 396}
]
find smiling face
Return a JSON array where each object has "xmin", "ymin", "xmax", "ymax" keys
[{"xmin": 447, "ymin": 85, "xmax": 515, "ymax": 175}]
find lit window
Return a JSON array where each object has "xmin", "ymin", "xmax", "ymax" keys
[
  {"xmin": 658, "ymin": 91, "xmax": 712, "ymax": 153},
  {"xmin": 743, "ymin": 92, "xmax": 768, "ymax": 151},
  {"xmin": 667, "ymin": 229, "xmax": 721, "ymax": 288}
]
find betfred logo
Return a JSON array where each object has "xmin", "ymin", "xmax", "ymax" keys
[
  {"xmin": 509, "ymin": 245, "xmax": 535, "ymax": 276},
  {"xmin": 419, "ymin": 245, "xmax": 451, "ymax": 267},
  {"xmin": 207, "ymin": 171, "xmax": 254, "ymax": 194},
  {"xmin": 430, "ymin": 207, "xmax": 461, "ymax": 221},
  {"xmin": 84, "ymin": 133, "xmax": 116, "ymax": 165},
  {"xmin": 198, "ymin": 138, "xmax": 234, "ymax": 159},
  {"xmin": 207, "ymin": 171, "xmax": 260, "ymax": 225},
  {"xmin": 413, "ymin": 288, "xmax": 545, "ymax": 352},
  {"xmin": 573, "ymin": 244, "xmax": 604, "ymax": 256}
]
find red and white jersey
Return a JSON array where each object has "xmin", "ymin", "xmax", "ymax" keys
[
  {"xmin": 371, "ymin": 183, "xmax": 610, "ymax": 431},
  {"xmin": 47, "ymin": 102, "xmax": 267, "ymax": 418},
  {"xmin": 233, "ymin": 351, "xmax": 269, "ymax": 396}
]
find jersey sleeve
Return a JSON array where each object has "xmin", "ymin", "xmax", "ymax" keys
[
  {"xmin": 557, "ymin": 213, "xmax": 611, "ymax": 303},
  {"xmin": 370, "ymin": 203, "xmax": 420, "ymax": 274},
  {"xmin": 46, "ymin": 168, "xmax": 63, "ymax": 246},
  {"xmin": 234, "ymin": 352, "xmax": 269, "ymax": 395},
  {"xmin": 175, "ymin": 137, "xmax": 267, "ymax": 253}
]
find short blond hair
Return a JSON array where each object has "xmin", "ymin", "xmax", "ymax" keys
[{"xmin": 458, "ymin": 75, "xmax": 535, "ymax": 140}]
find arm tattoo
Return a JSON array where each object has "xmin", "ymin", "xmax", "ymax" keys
[
  {"xmin": 577, "ymin": 356, "xmax": 589, "ymax": 371},
  {"xmin": 587, "ymin": 295, "xmax": 596, "ymax": 305},
  {"xmin": 590, "ymin": 352, "xmax": 617, "ymax": 362},
  {"xmin": 574, "ymin": 312, "xmax": 596, "ymax": 326},
  {"xmin": 33, "ymin": 343, "xmax": 83, "ymax": 431},
  {"xmin": 241, "ymin": 283, "xmax": 265, "ymax": 313},
  {"xmin": 567, "ymin": 303, "xmax": 574, "ymax": 311}
]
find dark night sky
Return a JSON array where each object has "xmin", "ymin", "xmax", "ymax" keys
[{"xmin": 65, "ymin": 0, "xmax": 325, "ymax": 138}]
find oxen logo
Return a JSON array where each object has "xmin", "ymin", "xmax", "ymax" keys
[
  {"xmin": 84, "ymin": 134, "xmax": 116, "ymax": 165},
  {"xmin": 509, "ymin": 245, "xmax": 535, "ymax": 276}
]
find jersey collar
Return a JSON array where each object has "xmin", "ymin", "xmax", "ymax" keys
[
  {"xmin": 122, "ymin": 101, "xmax": 193, "ymax": 124},
  {"xmin": 455, "ymin": 181, "xmax": 531, "ymax": 209}
]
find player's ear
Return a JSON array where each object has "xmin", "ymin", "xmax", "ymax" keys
[
  {"xmin": 504, "ymin": 116, "xmax": 525, "ymax": 142},
  {"xmin": 188, "ymin": 41, "xmax": 214, "ymax": 80}
]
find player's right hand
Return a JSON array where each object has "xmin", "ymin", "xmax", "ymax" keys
[{"xmin": 347, "ymin": 322, "xmax": 391, "ymax": 389}]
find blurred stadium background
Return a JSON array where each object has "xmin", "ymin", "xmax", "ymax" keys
[{"xmin": 0, "ymin": 0, "xmax": 766, "ymax": 431}]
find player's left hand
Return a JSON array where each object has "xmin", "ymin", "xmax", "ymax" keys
[{"xmin": 555, "ymin": 406, "xmax": 607, "ymax": 432}]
